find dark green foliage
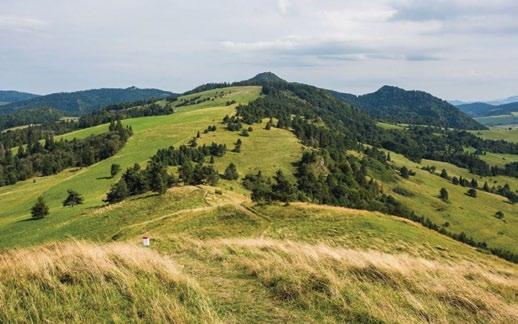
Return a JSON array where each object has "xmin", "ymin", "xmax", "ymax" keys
[
  {"xmin": 392, "ymin": 186, "xmax": 414, "ymax": 197},
  {"xmin": 400, "ymin": 167, "xmax": 410, "ymax": 179},
  {"xmin": 466, "ymin": 188, "xmax": 477, "ymax": 197},
  {"xmin": 105, "ymin": 179, "xmax": 129, "ymax": 203},
  {"xmin": 0, "ymin": 87, "xmax": 174, "ymax": 116},
  {"xmin": 332, "ymin": 86, "xmax": 485, "ymax": 130},
  {"xmin": 240, "ymin": 129, "xmax": 249, "ymax": 137},
  {"xmin": 0, "ymin": 121, "xmax": 132, "ymax": 187},
  {"xmin": 110, "ymin": 164, "xmax": 121, "ymax": 177},
  {"xmin": 440, "ymin": 169, "xmax": 449, "ymax": 179},
  {"xmin": 452, "ymin": 177, "xmax": 459, "ymax": 185},
  {"xmin": 0, "ymin": 90, "xmax": 38, "ymax": 104},
  {"xmin": 495, "ymin": 211, "xmax": 505, "ymax": 220},
  {"xmin": 146, "ymin": 160, "xmax": 174, "ymax": 194},
  {"xmin": 223, "ymin": 163, "xmax": 239, "ymax": 180},
  {"xmin": 470, "ymin": 178, "xmax": 478, "ymax": 188},
  {"xmin": 62, "ymin": 190, "xmax": 84, "ymax": 207},
  {"xmin": 31, "ymin": 196, "xmax": 49, "ymax": 219},
  {"xmin": 0, "ymin": 108, "xmax": 65, "ymax": 131},
  {"xmin": 122, "ymin": 164, "xmax": 149, "ymax": 196},
  {"xmin": 439, "ymin": 188, "xmax": 449, "ymax": 202}
]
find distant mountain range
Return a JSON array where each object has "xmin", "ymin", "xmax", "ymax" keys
[
  {"xmin": 0, "ymin": 87, "xmax": 174, "ymax": 116},
  {"xmin": 0, "ymin": 90, "xmax": 39, "ymax": 105},
  {"xmin": 331, "ymin": 86, "xmax": 484, "ymax": 130},
  {"xmin": 456, "ymin": 101, "xmax": 518, "ymax": 118}
]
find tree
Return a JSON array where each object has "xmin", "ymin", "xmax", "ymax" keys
[
  {"xmin": 110, "ymin": 163, "xmax": 121, "ymax": 177},
  {"xmin": 272, "ymin": 170, "xmax": 297, "ymax": 202},
  {"xmin": 223, "ymin": 163, "xmax": 239, "ymax": 180},
  {"xmin": 240, "ymin": 129, "xmax": 249, "ymax": 137},
  {"xmin": 400, "ymin": 166, "xmax": 410, "ymax": 179},
  {"xmin": 440, "ymin": 169, "xmax": 449, "ymax": 179},
  {"xmin": 63, "ymin": 189, "xmax": 84, "ymax": 207},
  {"xmin": 452, "ymin": 177, "xmax": 459, "ymax": 185},
  {"xmin": 467, "ymin": 188, "xmax": 477, "ymax": 198},
  {"xmin": 147, "ymin": 161, "xmax": 172, "ymax": 194},
  {"xmin": 470, "ymin": 178, "xmax": 478, "ymax": 188},
  {"xmin": 31, "ymin": 196, "xmax": 49, "ymax": 219},
  {"xmin": 495, "ymin": 211, "xmax": 504, "ymax": 220},
  {"xmin": 439, "ymin": 188, "xmax": 449, "ymax": 202},
  {"xmin": 105, "ymin": 179, "xmax": 129, "ymax": 203}
]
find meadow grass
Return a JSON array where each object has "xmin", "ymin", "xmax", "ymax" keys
[{"xmin": 380, "ymin": 150, "xmax": 518, "ymax": 253}]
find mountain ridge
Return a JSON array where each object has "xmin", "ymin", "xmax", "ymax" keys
[
  {"xmin": 0, "ymin": 87, "xmax": 175, "ymax": 116},
  {"xmin": 331, "ymin": 85, "xmax": 485, "ymax": 130}
]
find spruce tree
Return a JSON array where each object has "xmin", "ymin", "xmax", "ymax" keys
[
  {"xmin": 110, "ymin": 163, "xmax": 121, "ymax": 177},
  {"xmin": 223, "ymin": 163, "xmax": 239, "ymax": 180},
  {"xmin": 63, "ymin": 189, "xmax": 84, "ymax": 207},
  {"xmin": 439, "ymin": 188, "xmax": 449, "ymax": 202},
  {"xmin": 31, "ymin": 196, "xmax": 49, "ymax": 219},
  {"xmin": 105, "ymin": 179, "xmax": 129, "ymax": 203}
]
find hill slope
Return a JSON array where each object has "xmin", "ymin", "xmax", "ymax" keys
[
  {"xmin": 0, "ymin": 90, "xmax": 39, "ymax": 105},
  {"xmin": 332, "ymin": 86, "xmax": 485, "ymax": 130},
  {"xmin": 0, "ymin": 87, "xmax": 174, "ymax": 116},
  {"xmin": 1, "ymin": 82, "xmax": 517, "ymax": 322}
]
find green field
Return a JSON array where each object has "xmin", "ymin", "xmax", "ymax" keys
[
  {"xmin": 475, "ymin": 114, "xmax": 518, "ymax": 126},
  {"xmin": 378, "ymin": 150, "xmax": 518, "ymax": 254},
  {"xmin": 1, "ymin": 86, "xmax": 517, "ymax": 323},
  {"xmin": 472, "ymin": 127, "xmax": 518, "ymax": 143}
]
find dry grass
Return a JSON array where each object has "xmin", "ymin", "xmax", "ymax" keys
[
  {"xmin": 0, "ymin": 241, "xmax": 220, "ymax": 323},
  {"xmin": 179, "ymin": 237, "xmax": 518, "ymax": 323}
]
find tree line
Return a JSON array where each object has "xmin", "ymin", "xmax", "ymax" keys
[{"xmin": 0, "ymin": 120, "xmax": 132, "ymax": 187}]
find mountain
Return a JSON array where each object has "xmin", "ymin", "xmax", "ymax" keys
[
  {"xmin": 0, "ymin": 90, "xmax": 39, "ymax": 105},
  {"xmin": 457, "ymin": 102, "xmax": 495, "ymax": 117},
  {"xmin": 488, "ymin": 95, "xmax": 518, "ymax": 106},
  {"xmin": 332, "ymin": 85, "xmax": 485, "ymax": 130},
  {"xmin": 0, "ymin": 87, "xmax": 174, "ymax": 116},
  {"xmin": 239, "ymin": 71, "xmax": 286, "ymax": 84},
  {"xmin": 458, "ymin": 101, "xmax": 518, "ymax": 120}
]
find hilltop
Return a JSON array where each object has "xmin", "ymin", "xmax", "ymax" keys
[
  {"xmin": 332, "ymin": 85, "xmax": 485, "ymax": 130},
  {"xmin": 0, "ymin": 87, "xmax": 174, "ymax": 116},
  {"xmin": 0, "ymin": 90, "xmax": 39, "ymax": 105}
]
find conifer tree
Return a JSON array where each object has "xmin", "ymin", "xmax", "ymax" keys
[
  {"xmin": 223, "ymin": 163, "xmax": 239, "ymax": 180},
  {"xmin": 63, "ymin": 189, "xmax": 84, "ymax": 207},
  {"xmin": 31, "ymin": 196, "xmax": 49, "ymax": 219}
]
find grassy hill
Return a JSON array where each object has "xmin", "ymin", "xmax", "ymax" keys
[{"xmin": 0, "ymin": 85, "xmax": 517, "ymax": 322}]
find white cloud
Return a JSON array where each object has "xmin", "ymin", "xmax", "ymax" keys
[{"xmin": 0, "ymin": 15, "xmax": 47, "ymax": 31}]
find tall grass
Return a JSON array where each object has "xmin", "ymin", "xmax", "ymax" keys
[
  {"xmin": 0, "ymin": 241, "xmax": 220, "ymax": 323},
  {"xmin": 183, "ymin": 237, "xmax": 518, "ymax": 323}
]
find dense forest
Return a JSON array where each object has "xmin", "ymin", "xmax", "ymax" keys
[
  {"xmin": 0, "ymin": 120, "xmax": 132, "ymax": 187},
  {"xmin": 0, "ymin": 87, "xmax": 174, "ymax": 115},
  {"xmin": 331, "ymin": 86, "xmax": 485, "ymax": 130},
  {"xmin": 0, "ymin": 90, "xmax": 39, "ymax": 104}
]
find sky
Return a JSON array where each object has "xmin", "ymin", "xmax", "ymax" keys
[{"xmin": 1, "ymin": 0, "xmax": 517, "ymax": 101}]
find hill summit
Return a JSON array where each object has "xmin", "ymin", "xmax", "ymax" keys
[
  {"xmin": 244, "ymin": 72, "xmax": 286, "ymax": 84},
  {"xmin": 332, "ymin": 85, "xmax": 485, "ymax": 130}
]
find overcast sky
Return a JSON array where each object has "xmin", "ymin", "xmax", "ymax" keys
[{"xmin": 1, "ymin": 0, "xmax": 517, "ymax": 101}]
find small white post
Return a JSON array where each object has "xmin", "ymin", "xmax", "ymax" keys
[{"xmin": 142, "ymin": 236, "xmax": 150, "ymax": 247}]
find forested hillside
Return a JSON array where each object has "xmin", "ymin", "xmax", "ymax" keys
[
  {"xmin": 0, "ymin": 90, "xmax": 39, "ymax": 105},
  {"xmin": 332, "ymin": 86, "xmax": 485, "ymax": 130},
  {"xmin": 0, "ymin": 87, "xmax": 174, "ymax": 115}
]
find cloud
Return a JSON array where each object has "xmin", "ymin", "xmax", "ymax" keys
[
  {"xmin": 277, "ymin": 0, "xmax": 290, "ymax": 15},
  {"xmin": 0, "ymin": 15, "xmax": 48, "ymax": 32}
]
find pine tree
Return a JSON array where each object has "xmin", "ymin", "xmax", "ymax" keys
[
  {"xmin": 223, "ymin": 163, "xmax": 239, "ymax": 180},
  {"xmin": 272, "ymin": 170, "xmax": 296, "ymax": 202},
  {"xmin": 63, "ymin": 189, "xmax": 84, "ymax": 207},
  {"xmin": 105, "ymin": 179, "xmax": 129, "ymax": 203},
  {"xmin": 400, "ymin": 166, "xmax": 410, "ymax": 179},
  {"xmin": 467, "ymin": 188, "xmax": 477, "ymax": 198},
  {"xmin": 110, "ymin": 163, "xmax": 121, "ymax": 177},
  {"xmin": 31, "ymin": 196, "xmax": 49, "ymax": 219},
  {"xmin": 440, "ymin": 169, "xmax": 449, "ymax": 179},
  {"xmin": 439, "ymin": 188, "xmax": 449, "ymax": 202}
]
